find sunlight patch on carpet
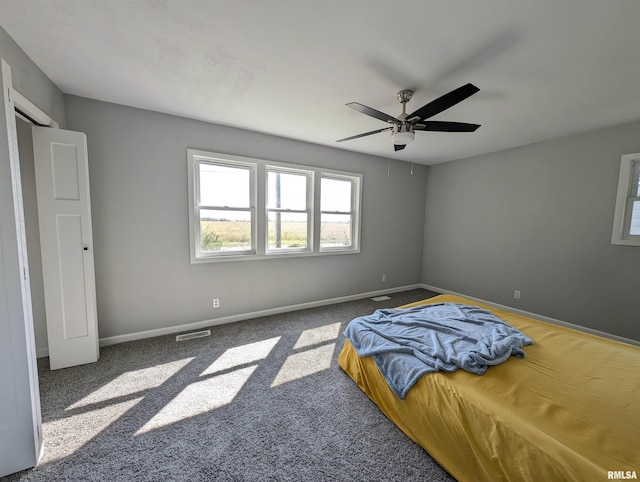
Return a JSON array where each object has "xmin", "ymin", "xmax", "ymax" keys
[
  {"xmin": 201, "ymin": 336, "xmax": 280, "ymax": 375},
  {"xmin": 136, "ymin": 366, "xmax": 257, "ymax": 434},
  {"xmin": 67, "ymin": 358, "xmax": 194, "ymax": 410},
  {"xmin": 271, "ymin": 343, "xmax": 335, "ymax": 387},
  {"xmin": 293, "ymin": 322, "xmax": 341, "ymax": 349},
  {"xmin": 43, "ymin": 398, "xmax": 142, "ymax": 463}
]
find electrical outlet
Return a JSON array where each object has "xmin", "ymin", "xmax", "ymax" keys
[
  {"xmin": 381, "ymin": 274, "xmax": 387, "ymax": 282},
  {"xmin": 213, "ymin": 298, "xmax": 220, "ymax": 308},
  {"xmin": 514, "ymin": 290, "xmax": 521, "ymax": 300}
]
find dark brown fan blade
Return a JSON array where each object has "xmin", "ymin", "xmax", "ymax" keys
[
  {"xmin": 346, "ymin": 102, "xmax": 400, "ymax": 124},
  {"xmin": 406, "ymin": 83, "xmax": 480, "ymax": 122},
  {"xmin": 394, "ymin": 144, "xmax": 406, "ymax": 151},
  {"xmin": 336, "ymin": 126, "xmax": 393, "ymax": 143},
  {"xmin": 415, "ymin": 121, "xmax": 481, "ymax": 132}
]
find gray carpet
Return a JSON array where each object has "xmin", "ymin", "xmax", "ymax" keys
[{"xmin": 5, "ymin": 288, "xmax": 456, "ymax": 482}]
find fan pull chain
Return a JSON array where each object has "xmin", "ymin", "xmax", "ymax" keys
[
  {"xmin": 388, "ymin": 158, "xmax": 391, "ymax": 176},
  {"xmin": 411, "ymin": 162, "xmax": 414, "ymax": 175}
]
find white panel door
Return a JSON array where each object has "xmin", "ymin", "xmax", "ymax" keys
[{"xmin": 32, "ymin": 126, "xmax": 99, "ymax": 369}]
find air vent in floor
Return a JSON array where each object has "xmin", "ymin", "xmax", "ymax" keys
[
  {"xmin": 371, "ymin": 296, "xmax": 391, "ymax": 302},
  {"xmin": 176, "ymin": 330, "xmax": 211, "ymax": 342}
]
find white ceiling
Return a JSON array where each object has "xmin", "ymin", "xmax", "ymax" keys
[{"xmin": 2, "ymin": 1, "xmax": 640, "ymax": 165}]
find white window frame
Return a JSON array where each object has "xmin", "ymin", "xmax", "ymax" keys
[
  {"xmin": 611, "ymin": 152, "xmax": 640, "ymax": 246},
  {"xmin": 265, "ymin": 166, "xmax": 313, "ymax": 255},
  {"xmin": 319, "ymin": 173, "xmax": 361, "ymax": 253},
  {"xmin": 187, "ymin": 150, "xmax": 257, "ymax": 262},
  {"xmin": 187, "ymin": 149, "xmax": 362, "ymax": 262}
]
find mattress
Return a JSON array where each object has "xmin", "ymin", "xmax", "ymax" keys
[{"xmin": 338, "ymin": 294, "xmax": 640, "ymax": 482}]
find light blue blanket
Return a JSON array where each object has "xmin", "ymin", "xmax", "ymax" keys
[{"xmin": 344, "ymin": 303, "xmax": 533, "ymax": 399}]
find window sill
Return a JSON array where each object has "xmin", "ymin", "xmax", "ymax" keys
[
  {"xmin": 611, "ymin": 236, "xmax": 640, "ymax": 247},
  {"xmin": 191, "ymin": 248, "xmax": 360, "ymax": 264}
]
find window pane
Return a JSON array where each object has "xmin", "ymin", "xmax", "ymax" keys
[
  {"xmin": 634, "ymin": 162, "xmax": 640, "ymax": 196},
  {"xmin": 199, "ymin": 163, "xmax": 250, "ymax": 208},
  {"xmin": 321, "ymin": 214, "xmax": 352, "ymax": 247},
  {"xmin": 267, "ymin": 171, "xmax": 307, "ymax": 210},
  {"xmin": 200, "ymin": 209, "xmax": 251, "ymax": 251},
  {"xmin": 267, "ymin": 212, "xmax": 308, "ymax": 249},
  {"xmin": 630, "ymin": 200, "xmax": 640, "ymax": 235},
  {"xmin": 321, "ymin": 178, "xmax": 352, "ymax": 212}
]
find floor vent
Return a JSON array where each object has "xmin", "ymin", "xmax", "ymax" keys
[
  {"xmin": 371, "ymin": 296, "xmax": 391, "ymax": 302},
  {"xmin": 176, "ymin": 330, "xmax": 211, "ymax": 342}
]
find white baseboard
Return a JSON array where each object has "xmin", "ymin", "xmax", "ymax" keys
[
  {"xmin": 36, "ymin": 347, "xmax": 49, "ymax": 358},
  {"xmin": 90, "ymin": 284, "xmax": 423, "ymax": 350},
  {"xmin": 35, "ymin": 284, "xmax": 423, "ymax": 357},
  {"xmin": 420, "ymin": 283, "xmax": 640, "ymax": 347},
  {"xmin": 36, "ymin": 282, "xmax": 638, "ymax": 357}
]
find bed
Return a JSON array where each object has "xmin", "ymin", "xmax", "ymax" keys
[{"xmin": 338, "ymin": 294, "xmax": 640, "ymax": 482}]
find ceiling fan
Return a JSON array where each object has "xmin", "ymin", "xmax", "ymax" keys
[{"xmin": 336, "ymin": 83, "xmax": 481, "ymax": 151}]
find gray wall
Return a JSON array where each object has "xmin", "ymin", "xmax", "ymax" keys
[
  {"xmin": 0, "ymin": 27, "xmax": 65, "ymax": 127},
  {"xmin": 64, "ymin": 95, "xmax": 427, "ymax": 341},
  {"xmin": 422, "ymin": 120, "xmax": 640, "ymax": 341}
]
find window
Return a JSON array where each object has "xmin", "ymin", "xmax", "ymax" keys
[
  {"xmin": 320, "ymin": 176, "xmax": 356, "ymax": 251},
  {"xmin": 611, "ymin": 153, "xmax": 640, "ymax": 246},
  {"xmin": 266, "ymin": 168, "xmax": 312, "ymax": 253},
  {"xmin": 187, "ymin": 149, "xmax": 361, "ymax": 262},
  {"xmin": 190, "ymin": 156, "xmax": 256, "ymax": 259}
]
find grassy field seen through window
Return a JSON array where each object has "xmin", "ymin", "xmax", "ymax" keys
[{"xmin": 200, "ymin": 220, "xmax": 351, "ymax": 251}]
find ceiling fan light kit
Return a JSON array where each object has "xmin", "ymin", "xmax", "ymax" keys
[
  {"xmin": 337, "ymin": 83, "xmax": 481, "ymax": 152},
  {"xmin": 391, "ymin": 129, "xmax": 414, "ymax": 145}
]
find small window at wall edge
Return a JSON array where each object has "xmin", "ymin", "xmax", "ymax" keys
[{"xmin": 611, "ymin": 152, "xmax": 640, "ymax": 246}]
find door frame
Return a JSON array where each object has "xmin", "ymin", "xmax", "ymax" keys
[{"xmin": 1, "ymin": 57, "xmax": 58, "ymax": 472}]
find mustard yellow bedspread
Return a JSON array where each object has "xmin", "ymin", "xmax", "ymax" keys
[{"xmin": 338, "ymin": 294, "xmax": 640, "ymax": 482}]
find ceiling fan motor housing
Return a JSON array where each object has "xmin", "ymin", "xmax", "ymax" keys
[{"xmin": 396, "ymin": 89, "xmax": 414, "ymax": 104}]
